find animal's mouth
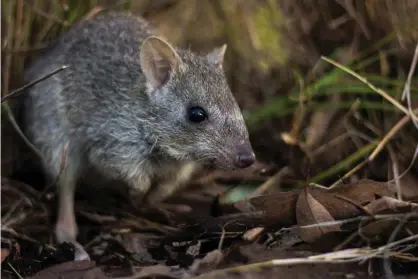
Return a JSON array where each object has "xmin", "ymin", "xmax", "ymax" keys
[
  {"xmin": 200, "ymin": 158, "xmax": 218, "ymax": 171},
  {"xmin": 196, "ymin": 158, "xmax": 232, "ymax": 172},
  {"xmin": 209, "ymin": 158, "xmax": 239, "ymax": 172}
]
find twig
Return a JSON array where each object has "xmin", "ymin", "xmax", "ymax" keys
[
  {"xmin": 190, "ymin": 253, "xmax": 361, "ymax": 279},
  {"xmin": 7, "ymin": 263, "xmax": 24, "ymax": 279},
  {"xmin": 386, "ymin": 144, "xmax": 418, "ymax": 185},
  {"xmin": 382, "ymin": 211, "xmax": 417, "ymax": 279},
  {"xmin": 2, "ymin": 194, "xmax": 32, "ymax": 227},
  {"xmin": 1, "ymin": 41, "xmax": 50, "ymax": 53},
  {"xmin": 321, "ymin": 56, "xmax": 418, "ymax": 123},
  {"xmin": 359, "ymin": 233, "xmax": 418, "ymax": 263},
  {"xmin": 218, "ymin": 226, "xmax": 226, "ymax": 250},
  {"xmin": 23, "ymin": 0, "xmax": 68, "ymax": 25},
  {"xmin": 1, "ymin": 65, "xmax": 68, "ymax": 102},
  {"xmin": 2, "ymin": 142, "xmax": 69, "ymax": 227},
  {"xmin": 369, "ymin": 115, "xmax": 411, "ymax": 161},
  {"xmin": 190, "ymin": 246, "xmax": 412, "ymax": 279},
  {"xmin": 334, "ymin": 194, "xmax": 374, "ymax": 217},
  {"xmin": 387, "ymin": 145, "xmax": 402, "ymax": 201},
  {"xmin": 401, "ymin": 44, "xmax": 418, "ymax": 101},
  {"xmin": 401, "ymin": 44, "xmax": 418, "ymax": 128},
  {"xmin": 280, "ymin": 212, "xmax": 418, "ymax": 232},
  {"xmin": 2, "ymin": 103, "xmax": 44, "ymax": 159},
  {"xmin": 1, "ymin": 228, "xmax": 56, "ymax": 251},
  {"xmin": 331, "ymin": 114, "xmax": 411, "ymax": 187},
  {"xmin": 312, "ymin": 141, "xmax": 378, "ymax": 184},
  {"xmin": 249, "ymin": 166, "xmax": 292, "ymax": 197}
]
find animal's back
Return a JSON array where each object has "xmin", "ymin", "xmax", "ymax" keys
[{"xmin": 23, "ymin": 12, "xmax": 155, "ymax": 178}]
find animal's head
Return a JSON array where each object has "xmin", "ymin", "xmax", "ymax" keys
[{"xmin": 140, "ymin": 36, "xmax": 255, "ymax": 170}]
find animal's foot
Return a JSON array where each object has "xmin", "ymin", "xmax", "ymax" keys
[
  {"xmin": 56, "ymin": 222, "xmax": 90, "ymax": 261},
  {"xmin": 72, "ymin": 241, "xmax": 91, "ymax": 261}
]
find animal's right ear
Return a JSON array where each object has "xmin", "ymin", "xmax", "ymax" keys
[{"xmin": 140, "ymin": 36, "xmax": 183, "ymax": 90}]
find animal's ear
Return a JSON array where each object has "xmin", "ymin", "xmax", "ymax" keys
[
  {"xmin": 140, "ymin": 36, "xmax": 183, "ymax": 89},
  {"xmin": 206, "ymin": 44, "xmax": 227, "ymax": 68}
]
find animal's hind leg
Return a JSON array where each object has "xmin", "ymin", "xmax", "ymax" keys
[{"xmin": 54, "ymin": 153, "xmax": 90, "ymax": 260}]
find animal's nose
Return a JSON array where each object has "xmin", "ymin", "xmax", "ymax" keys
[{"xmin": 236, "ymin": 149, "xmax": 256, "ymax": 168}]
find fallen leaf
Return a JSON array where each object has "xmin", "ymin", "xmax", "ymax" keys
[
  {"xmin": 364, "ymin": 196, "xmax": 418, "ymax": 214},
  {"xmin": 296, "ymin": 188, "xmax": 341, "ymax": 243},
  {"xmin": 1, "ymin": 248, "xmax": 10, "ymax": 263},
  {"xmin": 26, "ymin": 260, "xmax": 103, "ymax": 279},
  {"xmin": 189, "ymin": 249, "xmax": 224, "ymax": 274},
  {"xmin": 186, "ymin": 241, "xmax": 201, "ymax": 257},
  {"xmin": 135, "ymin": 264, "xmax": 175, "ymax": 278},
  {"xmin": 243, "ymin": 227, "xmax": 265, "ymax": 242},
  {"xmin": 184, "ymin": 180, "xmax": 394, "ymax": 236},
  {"xmin": 359, "ymin": 219, "xmax": 401, "ymax": 241},
  {"xmin": 388, "ymin": 172, "xmax": 418, "ymax": 200}
]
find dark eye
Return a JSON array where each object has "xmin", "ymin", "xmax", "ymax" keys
[{"xmin": 188, "ymin": 106, "xmax": 208, "ymax": 123}]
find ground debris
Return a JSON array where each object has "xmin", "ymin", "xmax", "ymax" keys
[{"xmin": 2, "ymin": 171, "xmax": 418, "ymax": 279}]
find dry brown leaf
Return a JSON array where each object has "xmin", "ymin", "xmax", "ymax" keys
[
  {"xmin": 243, "ymin": 227, "xmax": 265, "ymax": 242},
  {"xmin": 359, "ymin": 219, "xmax": 401, "ymax": 241},
  {"xmin": 1, "ymin": 248, "xmax": 10, "ymax": 263},
  {"xmin": 188, "ymin": 180, "xmax": 394, "ymax": 234},
  {"xmin": 186, "ymin": 241, "xmax": 202, "ymax": 257},
  {"xmin": 189, "ymin": 249, "xmax": 224, "ymax": 274},
  {"xmin": 388, "ymin": 172, "xmax": 418, "ymax": 200},
  {"xmin": 364, "ymin": 196, "xmax": 418, "ymax": 214},
  {"xmin": 236, "ymin": 191, "xmax": 298, "ymax": 227},
  {"xmin": 296, "ymin": 188, "xmax": 341, "ymax": 243},
  {"xmin": 135, "ymin": 264, "xmax": 174, "ymax": 278},
  {"xmin": 243, "ymin": 179, "xmax": 393, "ymax": 227},
  {"xmin": 26, "ymin": 260, "xmax": 103, "ymax": 279}
]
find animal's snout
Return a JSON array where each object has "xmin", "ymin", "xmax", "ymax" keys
[{"xmin": 235, "ymin": 146, "xmax": 256, "ymax": 168}]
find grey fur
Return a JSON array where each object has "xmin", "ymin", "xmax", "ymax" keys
[{"xmin": 23, "ymin": 12, "xmax": 254, "ymax": 245}]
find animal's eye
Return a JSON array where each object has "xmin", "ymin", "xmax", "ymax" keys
[{"xmin": 188, "ymin": 106, "xmax": 208, "ymax": 123}]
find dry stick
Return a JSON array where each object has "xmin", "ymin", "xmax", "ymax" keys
[
  {"xmin": 330, "ymin": 114, "xmax": 411, "ymax": 188},
  {"xmin": 382, "ymin": 43, "xmax": 418, "ymax": 200},
  {"xmin": 248, "ymin": 166, "xmax": 292, "ymax": 198},
  {"xmin": 7, "ymin": 263, "xmax": 24, "ymax": 279},
  {"xmin": 369, "ymin": 115, "xmax": 411, "ymax": 161},
  {"xmin": 1, "ymin": 65, "xmax": 68, "ymax": 102},
  {"xmin": 22, "ymin": 0, "xmax": 68, "ymax": 25},
  {"xmin": 1, "ymin": 228, "xmax": 56, "ymax": 251},
  {"xmin": 321, "ymin": 56, "xmax": 418, "ymax": 123},
  {"xmin": 2, "ymin": 65, "xmax": 68, "ymax": 162},
  {"xmin": 401, "ymin": 43, "xmax": 418, "ymax": 130},
  {"xmin": 190, "ymin": 255, "xmax": 361, "ymax": 279},
  {"xmin": 320, "ymin": 55, "xmax": 417, "ymax": 187},
  {"xmin": 359, "ymin": 233, "xmax": 418, "ymax": 264},
  {"xmin": 334, "ymin": 194, "xmax": 374, "ymax": 217},
  {"xmin": 387, "ymin": 145, "xmax": 402, "ymax": 201},
  {"xmin": 2, "ymin": 1, "xmax": 15, "ymax": 100},
  {"xmin": 1, "ymin": 41, "xmax": 50, "ymax": 53},
  {"xmin": 282, "ymin": 212, "xmax": 418, "ymax": 232},
  {"xmin": 2, "ymin": 76, "xmax": 70, "ymax": 231},
  {"xmin": 2, "ymin": 197, "xmax": 32, "ymax": 228},
  {"xmin": 2, "ymin": 103, "xmax": 43, "ymax": 160},
  {"xmin": 2, "ymin": 142, "xmax": 69, "ymax": 226},
  {"xmin": 193, "ymin": 226, "xmax": 418, "ymax": 279},
  {"xmin": 190, "ymin": 247, "xmax": 409, "ymax": 279},
  {"xmin": 382, "ymin": 211, "xmax": 417, "ymax": 279},
  {"xmin": 386, "ymin": 144, "xmax": 418, "ymax": 185}
]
